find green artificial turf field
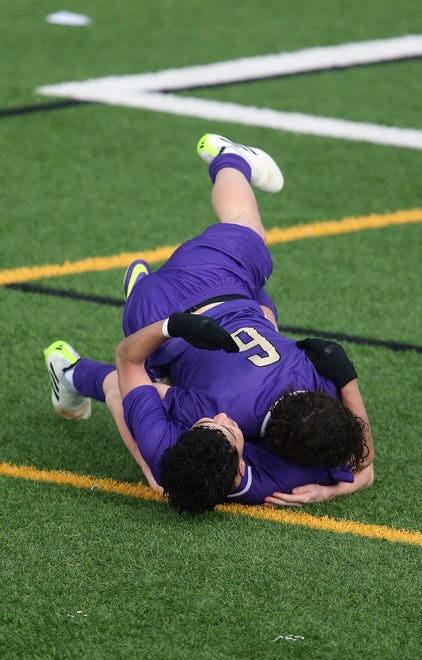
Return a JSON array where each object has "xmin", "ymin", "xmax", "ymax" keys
[{"xmin": 1, "ymin": 1, "xmax": 421, "ymax": 657}]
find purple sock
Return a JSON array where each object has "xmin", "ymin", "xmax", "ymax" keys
[
  {"xmin": 72, "ymin": 359, "xmax": 116, "ymax": 402},
  {"xmin": 208, "ymin": 153, "xmax": 252, "ymax": 184}
]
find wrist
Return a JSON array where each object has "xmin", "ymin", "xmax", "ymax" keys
[
  {"xmin": 162, "ymin": 318, "xmax": 170, "ymax": 338},
  {"xmin": 322, "ymin": 485, "xmax": 337, "ymax": 501}
]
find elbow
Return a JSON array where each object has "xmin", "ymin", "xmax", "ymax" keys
[
  {"xmin": 353, "ymin": 462, "xmax": 374, "ymax": 489},
  {"xmin": 361, "ymin": 447, "xmax": 375, "ymax": 470},
  {"xmin": 363, "ymin": 463, "xmax": 375, "ymax": 488}
]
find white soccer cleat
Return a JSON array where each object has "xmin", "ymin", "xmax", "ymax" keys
[
  {"xmin": 197, "ymin": 133, "xmax": 284, "ymax": 193},
  {"xmin": 43, "ymin": 340, "xmax": 91, "ymax": 420}
]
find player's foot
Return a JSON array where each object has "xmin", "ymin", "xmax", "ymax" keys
[
  {"xmin": 43, "ymin": 340, "xmax": 91, "ymax": 420},
  {"xmin": 123, "ymin": 259, "xmax": 151, "ymax": 299},
  {"xmin": 197, "ymin": 133, "xmax": 284, "ymax": 193}
]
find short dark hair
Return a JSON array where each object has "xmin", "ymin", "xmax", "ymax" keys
[
  {"xmin": 265, "ymin": 390, "xmax": 367, "ymax": 470},
  {"xmin": 159, "ymin": 426, "xmax": 240, "ymax": 514}
]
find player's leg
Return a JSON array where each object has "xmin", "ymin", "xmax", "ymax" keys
[
  {"xmin": 197, "ymin": 133, "xmax": 284, "ymax": 242},
  {"xmin": 123, "ymin": 133, "xmax": 283, "ymax": 335},
  {"xmin": 211, "ymin": 168, "xmax": 266, "ymax": 242}
]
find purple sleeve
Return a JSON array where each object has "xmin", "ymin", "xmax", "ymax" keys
[
  {"xmin": 227, "ymin": 444, "xmax": 354, "ymax": 505},
  {"xmin": 162, "ymin": 387, "xmax": 216, "ymax": 427},
  {"xmin": 123, "ymin": 385, "xmax": 189, "ymax": 482},
  {"xmin": 326, "ymin": 465, "xmax": 354, "ymax": 483}
]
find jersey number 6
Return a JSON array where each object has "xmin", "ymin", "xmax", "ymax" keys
[{"xmin": 231, "ymin": 327, "xmax": 281, "ymax": 366}]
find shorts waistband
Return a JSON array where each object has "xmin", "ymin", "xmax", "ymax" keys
[{"xmin": 184, "ymin": 294, "xmax": 250, "ymax": 314}]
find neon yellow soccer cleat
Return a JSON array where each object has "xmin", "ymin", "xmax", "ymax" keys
[
  {"xmin": 43, "ymin": 340, "xmax": 91, "ymax": 420},
  {"xmin": 197, "ymin": 133, "xmax": 284, "ymax": 193}
]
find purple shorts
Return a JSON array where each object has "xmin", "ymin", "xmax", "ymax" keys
[{"xmin": 122, "ymin": 223, "xmax": 274, "ymax": 336}]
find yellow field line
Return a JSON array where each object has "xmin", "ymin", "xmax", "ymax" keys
[
  {"xmin": 265, "ymin": 207, "xmax": 422, "ymax": 243},
  {"xmin": 1, "ymin": 208, "xmax": 421, "ymax": 286},
  {"xmin": 1, "ymin": 461, "xmax": 421, "ymax": 546}
]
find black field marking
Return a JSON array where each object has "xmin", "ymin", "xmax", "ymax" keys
[
  {"xmin": 5, "ymin": 282, "xmax": 123, "ymax": 307},
  {"xmin": 5, "ymin": 282, "xmax": 421, "ymax": 354},
  {"xmin": 279, "ymin": 325, "xmax": 422, "ymax": 353},
  {"xmin": 0, "ymin": 99, "xmax": 92, "ymax": 118}
]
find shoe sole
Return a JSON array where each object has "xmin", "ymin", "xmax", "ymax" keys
[{"xmin": 53, "ymin": 397, "xmax": 92, "ymax": 420}]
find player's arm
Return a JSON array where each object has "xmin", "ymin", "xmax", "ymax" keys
[
  {"xmin": 296, "ymin": 337, "xmax": 375, "ymax": 468},
  {"xmin": 102, "ymin": 370, "xmax": 163, "ymax": 493},
  {"xmin": 115, "ymin": 320, "xmax": 167, "ymax": 398},
  {"xmin": 340, "ymin": 379, "xmax": 374, "ymax": 468},
  {"xmin": 263, "ymin": 464, "xmax": 374, "ymax": 507},
  {"xmin": 264, "ymin": 378, "xmax": 375, "ymax": 507},
  {"xmin": 116, "ymin": 313, "xmax": 239, "ymax": 398}
]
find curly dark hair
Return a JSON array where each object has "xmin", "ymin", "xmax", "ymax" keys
[
  {"xmin": 159, "ymin": 426, "xmax": 240, "ymax": 514},
  {"xmin": 265, "ymin": 390, "xmax": 368, "ymax": 470}
]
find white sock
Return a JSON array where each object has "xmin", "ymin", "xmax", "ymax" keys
[{"xmin": 63, "ymin": 365, "xmax": 78, "ymax": 392}]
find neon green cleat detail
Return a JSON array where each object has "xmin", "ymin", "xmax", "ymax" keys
[
  {"xmin": 44, "ymin": 340, "xmax": 80, "ymax": 366},
  {"xmin": 123, "ymin": 260, "xmax": 151, "ymax": 300},
  {"xmin": 44, "ymin": 340, "xmax": 91, "ymax": 420},
  {"xmin": 196, "ymin": 133, "xmax": 222, "ymax": 160}
]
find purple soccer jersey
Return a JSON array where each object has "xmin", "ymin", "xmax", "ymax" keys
[
  {"xmin": 153, "ymin": 298, "xmax": 337, "ymax": 438},
  {"xmin": 122, "ymin": 223, "xmax": 337, "ymax": 437},
  {"xmin": 123, "ymin": 385, "xmax": 353, "ymax": 505}
]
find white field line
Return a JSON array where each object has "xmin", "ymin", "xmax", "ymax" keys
[
  {"xmin": 38, "ymin": 35, "xmax": 422, "ymax": 93},
  {"xmin": 90, "ymin": 92, "xmax": 422, "ymax": 149},
  {"xmin": 37, "ymin": 35, "xmax": 422, "ymax": 150}
]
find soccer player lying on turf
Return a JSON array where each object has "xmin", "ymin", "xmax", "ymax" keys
[{"xmin": 44, "ymin": 133, "xmax": 374, "ymax": 512}]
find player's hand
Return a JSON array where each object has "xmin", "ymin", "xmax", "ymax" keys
[
  {"xmin": 296, "ymin": 337, "xmax": 357, "ymax": 389},
  {"xmin": 164, "ymin": 313, "xmax": 239, "ymax": 352},
  {"xmin": 264, "ymin": 484, "xmax": 327, "ymax": 507}
]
